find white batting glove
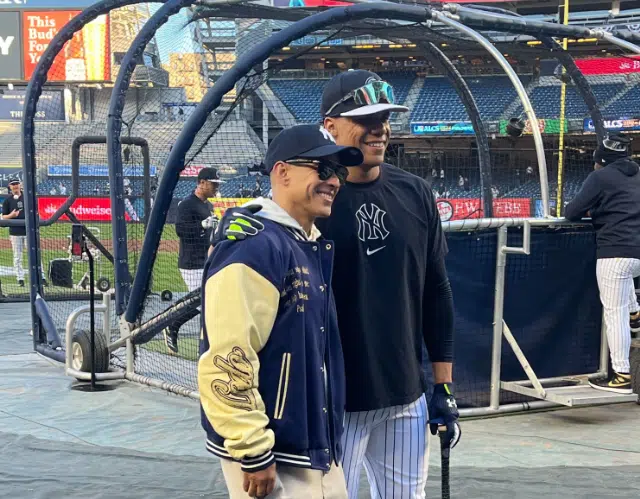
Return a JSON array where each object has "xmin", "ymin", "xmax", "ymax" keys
[{"xmin": 202, "ymin": 215, "xmax": 219, "ymax": 230}]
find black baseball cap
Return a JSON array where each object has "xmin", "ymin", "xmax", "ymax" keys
[
  {"xmin": 197, "ymin": 167, "xmax": 224, "ymax": 183},
  {"xmin": 321, "ymin": 70, "xmax": 409, "ymax": 118},
  {"xmin": 263, "ymin": 124, "xmax": 363, "ymax": 173},
  {"xmin": 8, "ymin": 177, "xmax": 20, "ymax": 186}
]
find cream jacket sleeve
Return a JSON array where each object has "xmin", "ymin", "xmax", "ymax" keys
[{"xmin": 198, "ymin": 262, "xmax": 280, "ymax": 470}]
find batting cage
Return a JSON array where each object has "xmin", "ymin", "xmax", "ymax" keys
[{"xmin": 16, "ymin": 0, "xmax": 640, "ymax": 414}]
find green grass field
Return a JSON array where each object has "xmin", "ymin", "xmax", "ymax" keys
[
  {"xmin": 143, "ymin": 337, "xmax": 199, "ymax": 362},
  {"xmin": 0, "ymin": 227, "xmax": 187, "ymax": 294},
  {"xmin": 0, "ymin": 223, "xmax": 178, "ymax": 241}
]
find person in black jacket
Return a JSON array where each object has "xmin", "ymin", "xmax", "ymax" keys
[
  {"xmin": 2, "ymin": 179, "xmax": 26, "ymax": 287},
  {"xmin": 163, "ymin": 167, "xmax": 223, "ymax": 353},
  {"xmin": 2, "ymin": 178, "xmax": 47, "ymax": 288},
  {"xmin": 565, "ymin": 133, "xmax": 640, "ymax": 394}
]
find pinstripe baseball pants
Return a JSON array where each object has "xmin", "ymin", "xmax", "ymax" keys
[
  {"xmin": 596, "ymin": 258, "xmax": 640, "ymax": 374},
  {"xmin": 341, "ymin": 395, "xmax": 430, "ymax": 499},
  {"xmin": 179, "ymin": 268, "xmax": 203, "ymax": 292}
]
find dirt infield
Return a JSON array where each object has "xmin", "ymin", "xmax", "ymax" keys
[{"xmin": 0, "ymin": 238, "xmax": 179, "ymax": 253}]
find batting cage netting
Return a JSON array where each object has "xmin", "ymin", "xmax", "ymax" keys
[{"xmin": 17, "ymin": 1, "xmax": 640, "ymax": 412}]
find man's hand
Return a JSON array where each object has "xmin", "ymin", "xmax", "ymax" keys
[
  {"xmin": 5, "ymin": 209, "xmax": 19, "ymax": 219},
  {"xmin": 243, "ymin": 463, "xmax": 276, "ymax": 498},
  {"xmin": 428, "ymin": 383, "xmax": 461, "ymax": 458},
  {"xmin": 212, "ymin": 205, "xmax": 265, "ymax": 244}
]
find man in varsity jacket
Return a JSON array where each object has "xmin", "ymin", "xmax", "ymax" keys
[
  {"xmin": 215, "ymin": 70, "xmax": 461, "ymax": 498},
  {"xmin": 565, "ymin": 133, "xmax": 640, "ymax": 394},
  {"xmin": 198, "ymin": 124, "xmax": 362, "ymax": 498}
]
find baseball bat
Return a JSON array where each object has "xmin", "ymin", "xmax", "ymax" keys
[{"xmin": 439, "ymin": 426, "xmax": 450, "ymax": 499}]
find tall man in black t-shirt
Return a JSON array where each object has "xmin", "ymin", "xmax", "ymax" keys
[
  {"xmin": 217, "ymin": 70, "xmax": 460, "ymax": 498},
  {"xmin": 163, "ymin": 167, "xmax": 222, "ymax": 353}
]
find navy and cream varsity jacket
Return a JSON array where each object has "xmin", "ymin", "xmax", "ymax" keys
[{"xmin": 198, "ymin": 198, "xmax": 345, "ymax": 473}]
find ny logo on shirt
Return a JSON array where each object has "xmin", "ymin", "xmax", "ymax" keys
[{"xmin": 356, "ymin": 203, "xmax": 389, "ymax": 242}]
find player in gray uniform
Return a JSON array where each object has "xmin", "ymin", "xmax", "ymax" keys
[
  {"xmin": 216, "ymin": 70, "xmax": 461, "ymax": 498},
  {"xmin": 565, "ymin": 133, "xmax": 640, "ymax": 394}
]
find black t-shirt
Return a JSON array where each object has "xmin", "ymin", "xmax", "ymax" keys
[
  {"xmin": 315, "ymin": 163, "xmax": 447, "ymax": 412},
  {"xmin": 2, "ymin": 193, "xmax": 26, "ymax": 236},
  {"xmin": 175, "ymin": 192, "xmax": 213, "ymax": 270}
]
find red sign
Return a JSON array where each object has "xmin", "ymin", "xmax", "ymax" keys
[
  {"xmin": 437, "ymin": 198, "xmax": 530, "ymax": 221},
  {"xmin": 23, "ymin": 11, "xmax": 110, "ymax": 81},
  {"xmin": 575, "ymin": 56, "xmax": 640, "ymax": 75},
  {"xmin": 493, "ymin": 198, "xmax": 531, "ymax": 218},
  {"xmin": 38, "ymin": 197, "xmax": 134, "ymax": 222},
  {"xmin": 181, "ymin": 165, "xmax": 207, "ymax": 177}
]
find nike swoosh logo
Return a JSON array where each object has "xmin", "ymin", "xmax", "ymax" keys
[{"xmin": 366, "ymin": 246, "xmax": 386, "ymax": 256}]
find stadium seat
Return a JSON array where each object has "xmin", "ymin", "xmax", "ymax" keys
[
  {"xmin": 269, "ymin": 71, "xmax": 416, "ymax": 124},
  {"xmin": 410, "ymin": 76, "xmax": 531, "ymax": 122},
  {"xmin": 512, "ymin": 80, "xmax": 626, "ymax": 119}
]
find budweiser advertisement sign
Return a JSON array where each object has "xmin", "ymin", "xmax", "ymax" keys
[
  {"xmin": 575, "ymin": 56, "xmax": 640, "ymax": 75},
  {"xmin": 436, "ymin": 198, "xmax": 531, "ymax": 222},
  {"xmin": 38, "ymin": 196, "xmax": 135, "ymax": 222}
]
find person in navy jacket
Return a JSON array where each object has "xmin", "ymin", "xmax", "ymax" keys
[{"xmin": 198, "ymin": 125, "xmax": 362, "ymax": 498}]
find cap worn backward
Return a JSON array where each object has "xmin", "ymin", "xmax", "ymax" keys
[
  {"xmin": 593, "ymin": 133, "xmax": 631, "ymax": 165},
  {"xmin": 264, "ymin": 124, "xmax": 363, "ymax": 173},
  {"xmin": 321, "ymin": 69, "xmax": 409, "ymax": 118}
]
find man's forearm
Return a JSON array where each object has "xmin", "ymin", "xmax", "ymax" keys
[{"xmin": 432, "ymin": 362, "xmax": 453, "ymax": 384}]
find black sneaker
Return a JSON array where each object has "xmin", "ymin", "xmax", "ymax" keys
[
  {"xmin": 18, "ymin": 279, "xmax": 25, "ymax": 287},
  {"xmin": 631, "ymin": 312, "xmax": 640, "ymax": 338},
  {"xmin": 589, "ymin": 371, "xmax": 632, "ymax": 394},
  {"xmin": 163, "ymin": 327, "xmax": 179, "ymax": 354}
]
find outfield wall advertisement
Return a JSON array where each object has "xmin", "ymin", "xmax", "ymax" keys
[
  {"xmin": 23, "ymin": 11, "xmax": 110, "ymax": 81},
  {"xmin": 38, "ymin": 196, "xmax": 138, "ymax": 222},
  {"xmin": 209, "ymin": 197, "xmax": 251, "ymax": 218},
  {"xmin": 498, "ymin": 118, "xmax": 567, "ymax": 135},
  {"xmin": 575, "ymin": 56, "xmax": 640, "ymax": 75},
  {"xmin": 0, "ymin": 12, "xmax": 22, "ymax": 79},
  {"xmin": 0, "ymin": 9, "xmax": 109, "ymax": 81},
  {"xmin": 437, "ymin": 198, "xmax": 531, "ymax": 221},
  {"xmin": 584, "ymin": 117, "xmax": 640, "ymax": 133},
  {"xmin": 0, "ymin": 1, "xmax": 98, "ymax": 8},
  {"xmin": 47, "ymin": 164, "xmax": 158, "ymax": 177},
  {"xmin": 411, "ymin": 122, "xmax": 474, "ymax": 136},
  {"xmin": 36, "ymin": 196, "xmax": 248, "ymax": 222},
  {"xmin": 0, "ymin": 89, "xmax": 64, "ymax": 121}
]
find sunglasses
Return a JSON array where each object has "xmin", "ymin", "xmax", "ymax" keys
[
  {"xmin": 325, "ymin": 80, "xmax": 396, "ymax": 117},
  {"xmin": 286, "ymin": 159, "xmax": 349, "ymax": 185}
]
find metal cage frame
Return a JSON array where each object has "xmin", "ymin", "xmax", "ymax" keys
[{"xmin": 18, "ymin": 0, "xmax": 640, "ymax": 415}]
